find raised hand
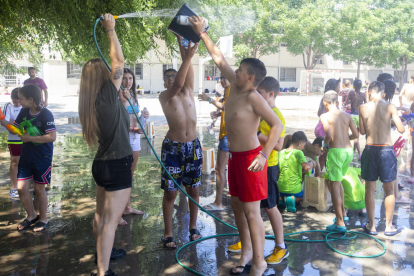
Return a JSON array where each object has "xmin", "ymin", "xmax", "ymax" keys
[
  {"xmin": 184, "ymin": 41, "xmax": 198, "ymax": 60},
  {"xmin": 101, "ymin": 13, "xmax": 115, "ymax": 31},
  {"xmin": 188, "ymin": 16, "xmax": 206, "ymax": 35}
]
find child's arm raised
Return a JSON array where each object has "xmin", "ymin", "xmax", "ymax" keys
[
  {"xmin": 390, "ymin": 104, "xmax": 405, "ymax": 134},
  {"xmin": 349, "ymin": 115, "xmax": 359, "ymax": 140},
  {"xmin": 248, "ymin": 93, "xmax": 283, "ymax": 172},
  {"xmin": 189, "ymin": 16, "xmax": 236, "ymax": 83},
  {"xmin": 160, "ymin": 42, "xmax": 199, "ymax": 102},
  {"xmin": 174, "ymin": 33, "xmax": 194, "ymax": 93}
]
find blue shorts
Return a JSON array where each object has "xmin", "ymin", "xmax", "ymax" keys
[
  {"xmin": 17, "ymin": 159, "xmax": 52, "ymax": 185},
  {"xmin": 361, "ymin": 145, "xmax": 397, "ymax": 182},
  {"xmin": 260, "ymin": 165, "xmax": 280, "ymax": 209},
  {"xmin": 161, "ymin": 137, "xmax": 203, "ymax": 191},
  {"xmin": 218, "ymin": 135, "xmax": 229, "ymax": 152},
  {"xmin": 280, "ymin": 190, "xmax": 303, "ymax": 198}
]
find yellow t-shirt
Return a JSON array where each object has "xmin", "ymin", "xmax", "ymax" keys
[
  {"xmin": 219, "ymin": 86, "xmax": 231, "ymax": 140},
  {"xmin": 259, "ymin": 107, "xmax": 286, "ymax": 167}
]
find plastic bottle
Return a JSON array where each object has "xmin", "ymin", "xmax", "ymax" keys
[
  {"xmin": 139, "ymin": 107, "xmax": 147, "ymax": 129},
  {"xmin": 176, "ymin": 15, "xmax": 209, "ymax": 29}
]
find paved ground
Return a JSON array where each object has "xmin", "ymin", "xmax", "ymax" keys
[{"xmin": 0, "ymin": 93, "xmax": 413, "ymax": 275}]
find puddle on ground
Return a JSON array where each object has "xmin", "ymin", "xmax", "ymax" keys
[{"xmin": 0, "ymin": 110, "xmax": 413, "ymax": 275}]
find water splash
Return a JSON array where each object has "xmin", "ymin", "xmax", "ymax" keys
[{"xmin": 117, "ymin": 9, "xmax": 179, "ymax": 19}]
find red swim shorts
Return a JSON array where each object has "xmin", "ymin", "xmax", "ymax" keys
[
  {"xmin": 8, "ymin": 143, "xmax": 22, "ymax": 156},
  {"xmin": 228, "ymin": 146, "xmax": 268, "ymax": 202}
]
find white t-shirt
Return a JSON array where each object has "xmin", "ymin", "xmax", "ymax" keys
[{"xmin": 3, "ymin": 103, "xmax": 23, "ymax": 142}]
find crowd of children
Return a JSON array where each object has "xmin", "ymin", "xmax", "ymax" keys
[{"xmin": 1, "ymin": 13, "xmax": 413, "ymax": 276}]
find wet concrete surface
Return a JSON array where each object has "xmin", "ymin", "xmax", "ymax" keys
[{"xmin": 0, "ymin": 94, "xmax": 413, "ymax": 275}]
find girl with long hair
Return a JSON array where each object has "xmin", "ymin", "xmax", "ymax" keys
[
  {"xmin": 78, "ymin": 14, "xmax": 131, "ymax": 276},
  {"xmin": 117, "ymin": 68, "xmax": 150, "ymax": 225}
]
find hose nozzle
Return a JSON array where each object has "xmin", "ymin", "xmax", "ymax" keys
[{"xmin": 100, "ymin": 15, "xmax": 119, "ymax": 20}]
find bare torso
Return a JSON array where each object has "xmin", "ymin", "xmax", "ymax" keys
[
  {"xmin": 321, "ymin": 109, "xmax": 352, "ymax": 148},
  {"xmin": 159, "ymin": 89, "xmax": 197, "ymax": 142},
  {"xmin": 225, "ymin": 88, "xmax": 261, "ymax": 152},
  {"xmin": 359, "ymin": 100, "xmax": 393, "ymax": 145},
  {"xmin": 403, "ymin": 83, "xmax": 414, "ymax": 104}
]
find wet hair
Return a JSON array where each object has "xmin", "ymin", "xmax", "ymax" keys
[
  {"xmin": 353, "ymin": 79, "xmax": 362, "ymax": 93},
  {"xmin": 123, "ymin": 68, "xmax": 138, "ymax": 106},
  {"xmin": 410, "ymin": 75, "xmax": 414, "ymax": 82},
  {"xmin": 240, "ymin": 58, "xmax": 267, "ymax": 87},
  {"xmin": 325, "ymin": 78, "xmax": 341, "ymax": 93},
  {"xmin": 257, "ymin": 76, "xmax": 279, "ymax": 97},
  {"xmin": 368, "ymin": 81, "xmax": 385, "ymax": 94},
  {"xmin": 292, "ymin": 131, "xmax": 308, "ymax": 144},
  {"xmin": 312, "ymin": 136, "xmax": 324, "ymax": 147},
  {"xmin": 344, "ymin": 79, "xmax": 352, "ymax": 87},
  {"xmin": 377, "ymin": 73, "xmax": 393, "ymax": 83},
  {"xmin": 19, "ymin": 84, "xmax": 42, "ymax": 111},
  {"xmin": 11, "ymin": 88, "xmax": 19, "ymax": 99},
  {"xmin": 383, "ymin": 79, "xmax": 396, "ymax": 102},
  {"xmin": 163, "ymin": 68, "xmax": 177, "ymax": 78},
  {"xmin": 28, "ymin": 67, "xmax": 36, "ymax": 72},
  {"xmin": 323, "ymin": 90, "xmax": 338, "ymax": 104}
]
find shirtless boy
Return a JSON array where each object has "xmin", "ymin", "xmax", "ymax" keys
[
  {"xmin": 159, "ymin": 35, "xmax": 201, "ymax": 249},
  {"xmin": 359, "ymin": 81, "xmax": 405, "ymax": 236},
  {"xmin": 190, "ymin": 17, "xmax": 283, "ymax": 276},
  {"xmin": 320, "ymin": 91, "xmax": 359, "ymax": 232}
]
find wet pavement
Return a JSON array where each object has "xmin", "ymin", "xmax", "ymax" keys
[{"xmin": 0, "ymin": 94, "xmax": 413, "ymax": 275}]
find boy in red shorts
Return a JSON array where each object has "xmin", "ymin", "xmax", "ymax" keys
[
  {"xmin": 0, "ymin": 88, "xmax": 23, "ymax": 198},
  {"xmin": 190, "ymin": 17, "xmax": 283, "ymax": 275}
]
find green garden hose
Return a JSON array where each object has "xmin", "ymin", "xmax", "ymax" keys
[{"xmin": 93, "ymin": 17, "xmax": 386, "ymax": 276}]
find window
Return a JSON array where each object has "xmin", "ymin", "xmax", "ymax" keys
[
  {"xmin": 67, "ymin": 62, "xmax": 82, "ymax": 78},
  {"xmin": 163, "ymin": 64, "xmax": 173, "ymax": 73},
  {"xmin": 343, "ymin": 61, "xmax": 349, "ymax": 65},
  {"xmin": 316, "ymin": 58, "xmax": 323, "ymax": 64},
  {"xmin": 280, "ymin": 68, "xmax": 296, "ymax": 82},
  {"xmin": 3, "ymin": 71, "xmax": 17, "ymax": 85},
  {"xmin": 204, "ymin": 65, "xmax": 220, "ymax": 80},
  {"xmin": 280, "ymin": 43, "xmax": 288, "ymax": 47},
  {"xmin": 125, "ymin": 63, "xmax": 143, "ymax": 80},
  {"xmin": 394, "ymin": 71, "xmax": 408, "ymax": 83}
]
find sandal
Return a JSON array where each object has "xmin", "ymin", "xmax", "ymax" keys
[
  {"xmin": 161, "ymin": 236, "xmax": 177, "ymax": 249},
  {"xmin": 189, "ymin": 229, "xmax": 202, "ymax": 241},
  {"xmin": 32, "ymin": 221, "xmax": 49, "ymax": 232},
  {"xmin": 17, "ymin": 215, "xmax": 39, "ymax": 231}
]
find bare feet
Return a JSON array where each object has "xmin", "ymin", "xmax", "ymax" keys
[
  {"xmin": 249, "ymin": 260, "xmax": 267, "ymax": 276},
  {"xmin": 118, "ymin": 218, "xmax": 128, "ymax": 226},
  {"xmin": 123, "ymin": 208, "xmax": 144, "ymax": 216},
  {"xmin": 203, "ymin": 203, "xmax": 226, "ymax": 211},
  {"xmin": 395, "ymin": 195, "xmax": 412, "ymax": 204}
]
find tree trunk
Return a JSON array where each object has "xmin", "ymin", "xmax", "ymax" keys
[
  {"xmin": 357, "ymin": 60, "xmax": 361, "ymax": 79},
  {"xmin": 399, "ymin": 56, "xmax": 408, "ymax": 91}
]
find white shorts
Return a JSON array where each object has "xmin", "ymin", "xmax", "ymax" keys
[{"xmin": 129, "ymin": 132, "xmax": 141, "ymax": 152}]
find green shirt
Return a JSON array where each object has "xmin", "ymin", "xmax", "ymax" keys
[{"xmin": 278, "ymin": 149, "xmax": 308, "ymax": 194}]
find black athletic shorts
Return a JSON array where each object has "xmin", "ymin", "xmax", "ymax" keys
[
  {"xmin": 361, "ymin": 145, "xmax": 397, "ymax": 183},
  {"xmin": 92, "ymin": 155, "xmax": 133, "ymax": 191},
  {"xmin": 260, "ymin": 165, "xmax": 280, "ymax": 209}
]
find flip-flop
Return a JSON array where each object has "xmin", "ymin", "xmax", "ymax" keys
[
  {"xmin": 395, "ymin": 196, "xmax": 412, "ymax": 204},
  {"xmin": 17, "ymin": 215, "xmax": 39, "ymax": 231},
  {"xmin": 229, "ymin": 266, "xmax": 249, "ymax": 275},
  {"xmin": 384, "ymin": 227, "xmax": 403, "ymax": 236},
  {"xmin": 326, "ymin": 224, "xmax": 347, "ymax": 233},
  {"xmin": 189, "ymin": 229, "xmax": 202, "ymax": 241},
  {"xmin": 361, "ymin": 221, "xmax": 378, "ymax": 235},
  {"xmin": 161, "ymin": 236, "xmax": 177, "ymax": 249},
  {"xmin": 333, "ymin": 217, "xmax": 349, "ymax": 222},
  {"xmin": 203, "ymin": 204, "xmax": 227, "ymax": 211},
  {"xmin": 32, "ymin": 221, "xmax": 49, "ymax": 232}
]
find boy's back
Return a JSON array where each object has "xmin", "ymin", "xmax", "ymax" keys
[
  {"xmin": 321, "ymin": 109, "xmax": 353, "ymax": 149},
  {"xmin": 278, "ymin": 149, "xmax": 307, "ymax": 194},
  {"xmin": 359, "ymin": 100, "xmax": 394, "ymax": 145}
]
